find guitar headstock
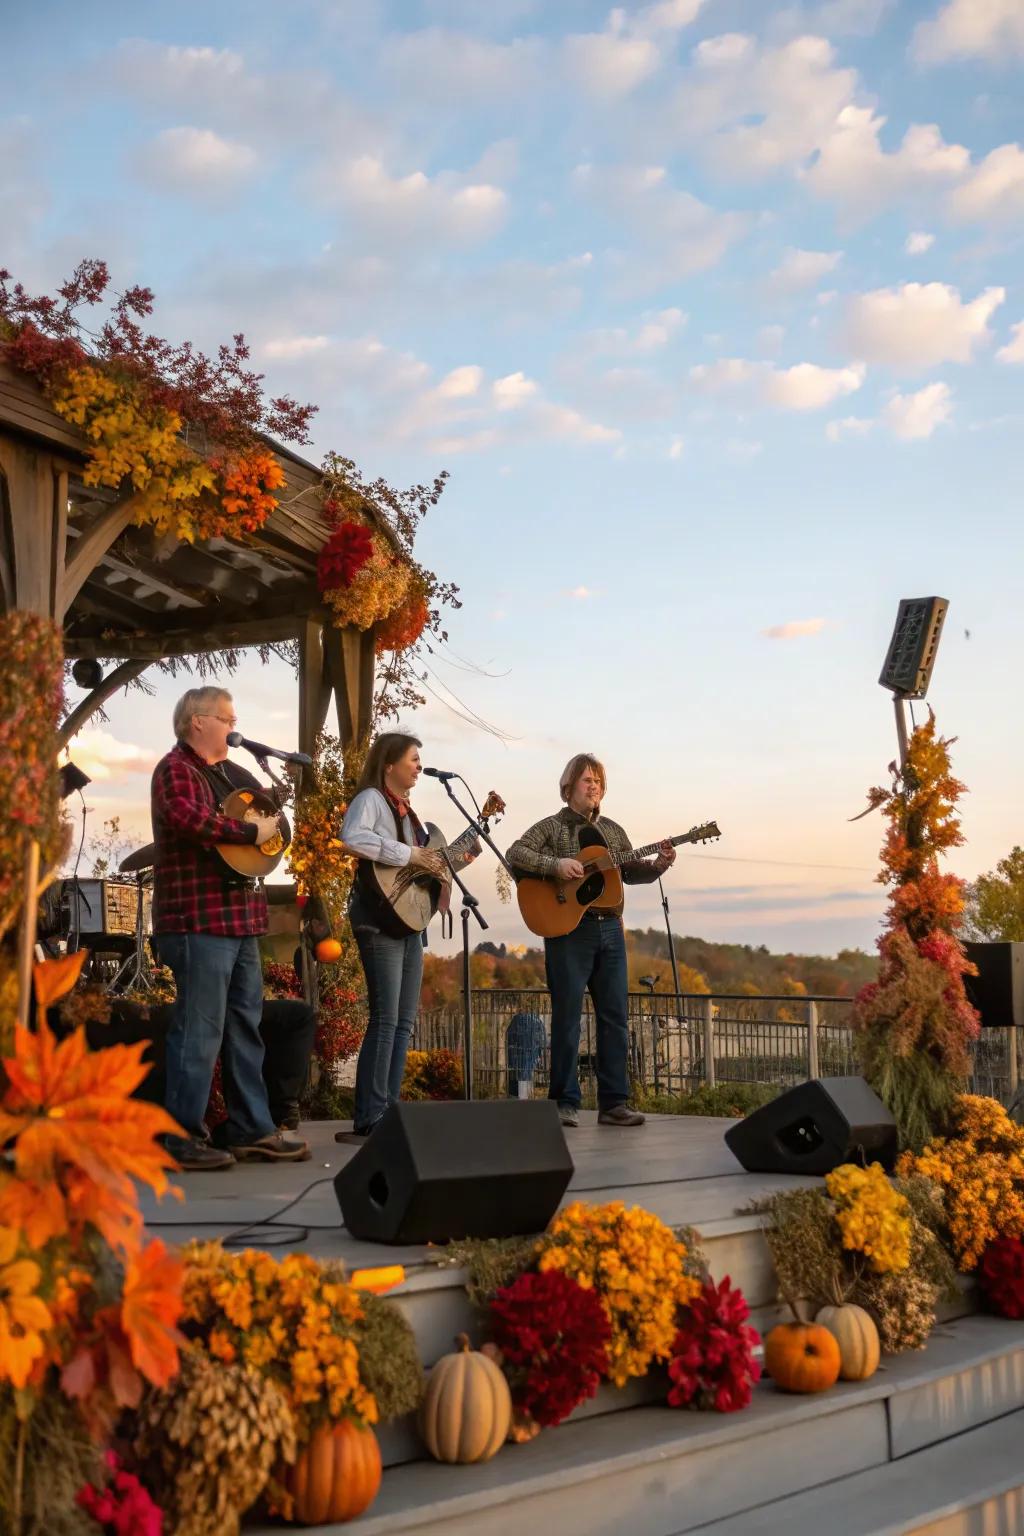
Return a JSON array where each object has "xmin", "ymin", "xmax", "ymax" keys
[
  {"xmin": 481, "ymin": 789, "xmax": 506, "ymax": 822},
  {"xmin": 689, "ymin": 820, "xmax": 721, "ymax": 844}
]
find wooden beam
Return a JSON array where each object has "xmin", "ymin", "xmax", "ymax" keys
[
  {"xmin": 57, "ymin": 659, "xmax": 152, "ymax": 748},
  {"xmin": 330, "ymin": 626, "xmax": 376, "ymax": 752},
  {"xmin": 298, "ymin": 616, "xmax": 332, "ymax": 761},
  {"xmin": 49, "ymin": 470, "xmax": 69, "ymax": 617},
  {"xmin": 65, "ymin": 610, "xmax": 308, "ymax": 660},
  {"xmin": 62, "ymin": 496, "xmax": 144, "ymax": 616}
]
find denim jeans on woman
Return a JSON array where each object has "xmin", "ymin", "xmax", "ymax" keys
[
  {"xmin": 353, "ymin": 928, "xmax": 424, "ymax": 1133},
  {"xmin": 544, "ymin": 912, "xmax": 630, "ymax": 1112},
  {"xmin": 158, "ymin": 932, "xmax": 277, "ymax": 1152}
]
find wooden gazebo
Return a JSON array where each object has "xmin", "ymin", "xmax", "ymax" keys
[{"xmin": 0, "ymin": 358, "xmax": 376, "ymax": 759}]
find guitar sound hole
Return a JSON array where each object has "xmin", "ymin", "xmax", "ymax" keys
[{"xmin": 576, "ymin": 873, "xmax": 605, "ymax": 906}]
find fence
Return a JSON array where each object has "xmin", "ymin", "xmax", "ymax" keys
[{"xmin": 413, "ymin": 989, "xmax": 1023, "ymax": 1106}]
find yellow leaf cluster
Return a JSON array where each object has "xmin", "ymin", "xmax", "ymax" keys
[
  {"xmin": 181, "ymin": 1243, "xmax": 377, "ymax": 1437},
  {"xmin": 898, "ymin": 1095, "xmax": 1024, "ymax": 1270},
  {"xmin": 824, "ymin": 1162, "xmax": 912, "ymax": 1274},
  {"xmin": 538, "ymin": 1200, "xmax": 701, "ymax": 1387}
]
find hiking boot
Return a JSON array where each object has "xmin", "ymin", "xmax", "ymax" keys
[
  {"xmin": 598, "ymin": 1104, "xmax": 645, "ymax": 1127},
  {"xmin": 278, "ymin": 1126, "xmax": 312, "ymax": 1160},
  {"xmin": 558, "ymin": 1106, "xmax": 580, "ymax": 1129},
  {"xmin": 169, "ymin": 1137, "xmax": 236, "ymax": 1172},
  {"xmin": 228, "ymin": 1131, "xmax": 310, "ymax": 1162}
]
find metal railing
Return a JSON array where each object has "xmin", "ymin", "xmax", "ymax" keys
[{"xmin": 413, "ymin": 988, "xmax": 1022, "ymax": 1105}]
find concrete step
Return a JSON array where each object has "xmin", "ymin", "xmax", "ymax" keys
[
  {"xmin": 246, "ymin": 1315, "xmax": 1024, "ymax": 1536},
  {"xmin": 687, "ymin": 1407, "xmax": 1024, "ymax": 1536}
]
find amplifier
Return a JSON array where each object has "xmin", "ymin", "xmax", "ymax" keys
[{"xmin": 65, "ymin": 879, "xmax": 150, "ymax": 936}]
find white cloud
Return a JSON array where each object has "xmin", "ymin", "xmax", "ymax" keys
[
  {"xmin": 763, "ymin": 618, "xmax": 827, "ymax": 639},
  {"xmin": 134, "ymin": 126, "xmax": 258, "ymax": 196},
  {"xmin": 492, "ymin": 372, "xmax": 539, "ymax": 409},
  {"xmin": 691, "ymin": 357, "xmax": 866, "ymax": 410},
  {"xmin": 668, "ymin": 436, "xmax": 685, "ymax": 459},
  {"xmin": 326, "ymin": 155, "xmax": 508, "ymax": 243},
  {"xmin": 914, "ymin": 0, "xmax": 1024, "ymax": 63},
  {"xmin": 565, "ymin": 1, "xmax": 706, "ymax": 97},
  {"xmin": 905, "ymin": 231, "xmax": 935, "ymax": 255},
  {"xmin": 843, "ymin": 282, "xmax": 1004, "ymax": 370},
  {"xmin": 948, "ymin": 143, "xmax": 1024, "ymax": 224},
  {"xmin": 574, "ymin": 163, "xmax": 748, "ymax": 292},
  {"xmin": 566, "ymin": 584, "xmax": 598, "ymax": 599},
  {"xmin": 769, "ymin": 246, "xmax": 843, "ymax": 290},
  {"xmin": 826, "ymin": 415, "xmax": 873, "ymax": 442},
  {"xmin": 574, "ymin": 307, "xmax": 687, "ymax": 359},
  {"xmin": 805, "ymin": 107, "xmax": 969, "ymax": 218},
  {"xmin": 262, "ymin": 335, "xmax": 330, "ymax": 360},
  {"xmin": 68, "ymin": 731, "xmax": 158, "ymax": 782},
  {"xmin": 726, "ymin": 438, "xmax": 763, "ymax": 459},
  {"xmin": 997, "ymin": 322, "xmax": 1024, "ymax": 364},
  {"xmin": 385, "ymin": 29, "xmax": 545, "ymax": 104},
  {"xmin": 882, "ymin": 382, "xmax": 953, "ymax": 440}
]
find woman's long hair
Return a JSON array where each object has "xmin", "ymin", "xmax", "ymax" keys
[{"xmin": 355, "ymin": 732, "xmax": 423, "ymax": 795}]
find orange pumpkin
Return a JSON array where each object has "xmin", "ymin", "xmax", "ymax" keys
[
  {"xmin": 315, "ymin": 937, "xmax": 343, "ymax": 963},
  {"xmin": 283, "ymin": 1419, "xmax": 382, "ymax": 1525},
  {"xmin": 763, "ymin": 1322, "xmax": 841, "ymax": 1394}
]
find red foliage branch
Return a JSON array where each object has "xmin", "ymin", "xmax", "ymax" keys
[{"xmin": 0, "ymin": 260, "xmax": 316, "ymax": 449}]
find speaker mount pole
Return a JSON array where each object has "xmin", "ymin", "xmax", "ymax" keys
[{"xmin": 893, "ymin": 694, "xmax": 910, "ymax": 771}]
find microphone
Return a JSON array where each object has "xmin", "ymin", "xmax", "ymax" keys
[
  {"xmin": 227, "ymin": 731, "xmax": 313, "ymax": 768},
  {"xmin": 422, "ymin": 767, "xmax": 457, "ymax": 780}
]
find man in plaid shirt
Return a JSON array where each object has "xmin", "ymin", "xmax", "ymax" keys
[{"xmin": 152, "ymin": 686, "xmax": 309, "ymax": 1171}]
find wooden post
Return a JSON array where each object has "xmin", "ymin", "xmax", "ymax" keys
[
  {"xmin": 807, "ymin": 999, "xmax": 820, "ymax": 1080},
  {"xmin": 16, "ymin": 838, "xmax": 40, "ymax": 1028},
  {"xmin": 702, "ymin": 995, "xmax": 716, "ymax": 1088},
  {"xmin": 1008, "ymin": 1026, "xmax": 1019, "ymax": 1099}
]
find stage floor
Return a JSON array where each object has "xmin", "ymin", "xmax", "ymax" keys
[{"xmin": 139, "ymin": 1110, "xmax": 821, "ymax": 1267}]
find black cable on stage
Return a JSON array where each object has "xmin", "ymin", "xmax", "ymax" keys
[{"xmin": 145, "ymin": 1174, "xmax": 346, "ymax": 1249}]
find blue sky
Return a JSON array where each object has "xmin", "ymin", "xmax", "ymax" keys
[{"xmin": 8, "ymin": 0, "xmax": 1024, "ymax": 957}]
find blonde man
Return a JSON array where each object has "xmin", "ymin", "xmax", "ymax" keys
[
  {"xmin": 151, "ymin": 686, "xmax": 308, "ymax": 1170},
  {"xmin": 506, "ymin": 754, "xmax": 675, "ymax": 1128}
]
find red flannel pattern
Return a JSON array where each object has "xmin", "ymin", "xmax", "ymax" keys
[{"xmin": 151, "ymin": 743, "xmax": 267, "ymax": 937}]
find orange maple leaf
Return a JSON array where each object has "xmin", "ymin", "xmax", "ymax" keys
[
  {"xmin": 120, "ymin": 1239, "xmax": 184, "ymax": 1388},
  {"xmin": 0, "ymin": 1022, "xmax": 183, "ymax": 1256},
  {"xmin": 0, "ymin": 1173, "xmax": 67, "ymax": 1248},
  {"xmin": 32, "ymin": 949, "xmax": 88, "ymax": 1010}
]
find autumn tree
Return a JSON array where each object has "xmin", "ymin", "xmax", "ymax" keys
[{"xmin": 963, "ymin": 847, "xmax": 1024, "ymax": 943}]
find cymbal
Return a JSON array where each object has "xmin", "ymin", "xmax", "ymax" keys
[{"xmin": 119, "ymin": 842, "xmax": 156, "ymax": 874}]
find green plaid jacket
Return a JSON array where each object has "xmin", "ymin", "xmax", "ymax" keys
[{"xmin": 506, "ymin": 806, "xmax": 661, "ymax": 917}]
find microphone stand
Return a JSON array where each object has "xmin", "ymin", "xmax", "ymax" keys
[
  {"xmin": 434, "ymin": 777, "xmax": 512, "ymax": 1101},
  {"xmin": 657, "ymin": 875, "xmax": 682, "ymax": 1099}
]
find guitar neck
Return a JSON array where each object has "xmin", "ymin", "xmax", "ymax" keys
[{"xmin": 609, "ymin": 824, "xmax": 718, "ymax": 867}]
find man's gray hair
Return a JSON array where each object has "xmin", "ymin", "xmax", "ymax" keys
[{"xmin": 173, "ymin": 686, "xmax": 232, "ymax": 741}]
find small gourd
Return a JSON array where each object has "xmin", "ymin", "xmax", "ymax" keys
[
  {"xmin": 283, "ymin": 1418, "xmax": 382, "ymax": 1525},
  {"xmin": 763, "ymin": 1321, "xmax": 841, "ymax": 1394},
  {"xmin": 815, "ymin": 1303, "xmax": 880, "ymax": 1381},
  {"xmin": 419, "ymin": 1334, "xmax": 512, "ymax": 1464}
]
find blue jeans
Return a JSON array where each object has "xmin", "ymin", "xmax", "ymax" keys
[
  {"xmin": 545, "ymin": 914, "xmax": 630, "ymax": 1112},
  {"xmin": 354, "ymin": 929, "xmax": 423, "ymax": 1132},
  {"xmin": 159, "ymin": 932, "xmax": 276, "ymax": 1148}
]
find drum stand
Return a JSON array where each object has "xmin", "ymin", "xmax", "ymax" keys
[{"xmin": 108, "ymin": 870, "xmax": 154, "ymax": 993}]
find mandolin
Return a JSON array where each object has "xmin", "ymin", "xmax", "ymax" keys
[
  {"xmin": 353, "ymin": 790, "xmax": 506, "ymax": 938},
  {"xmin": 515, "ymin": 820, "xmax": 721, "ymax": 938}
]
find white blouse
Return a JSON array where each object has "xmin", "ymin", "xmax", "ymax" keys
[{"xmin": 341, "ymin": 788, "xmax": 414, "ymax": 868}]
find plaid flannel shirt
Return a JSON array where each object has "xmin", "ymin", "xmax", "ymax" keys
[
  {"xmin": 151, "ymin": 742, "xmax": 266, "ymax": 937},
  {"xmin": 506, "ymin": 806, "xmax": 661, "ymax": 918}
]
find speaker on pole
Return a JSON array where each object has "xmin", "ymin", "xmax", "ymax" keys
[
  {"xmin": 964, "ymin": 942, "xmax": 1024, "ymax": 1028},
  {"xmin": 333, "ymin": 1100, "xmax": 574, "ymax": 1245},
  {"xmin": 724, "ymin": 1076, "xmax": 897, "ymax": 1176}
]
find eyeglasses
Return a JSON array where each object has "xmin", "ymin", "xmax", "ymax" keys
[{"xmin": 197, "ymin": 713, "xmax": 238, "ymax": 727}]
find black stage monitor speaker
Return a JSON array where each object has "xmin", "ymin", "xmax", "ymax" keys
[
  {"xmin": 724, "ymin": 1076, "xmax": 897, "ymax": 1177},
  {"xmin": 964, "ymin": 942, "xmax": 1024, "ymax": 1029},
  {"xmin": 333, "ymin": 1100, "xmax": 574, "ymax": 1245}
]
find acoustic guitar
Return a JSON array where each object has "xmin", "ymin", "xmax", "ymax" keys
[
  {"xmin": 354, "ymin": 790, "xmax": 506, "ymax": 938},
  {"xmin": 216, "ymin": 788, "xmax": 292, "ymax": 880},
  {"xmin": 515, "ymin": 820, "xmax": 721, "ymax": 938}
]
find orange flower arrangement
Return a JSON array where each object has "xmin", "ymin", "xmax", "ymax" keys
[
  {"xmin": 217, "ymin": 450, "xmax": 286, "ymax": 534},
  {"xmin": 317, "ymin": 521, "xmax": 411, "ymax": 631},
  {"xmin": 375, "ymin": 582, "xmax": 429, "ymax": 654}
]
